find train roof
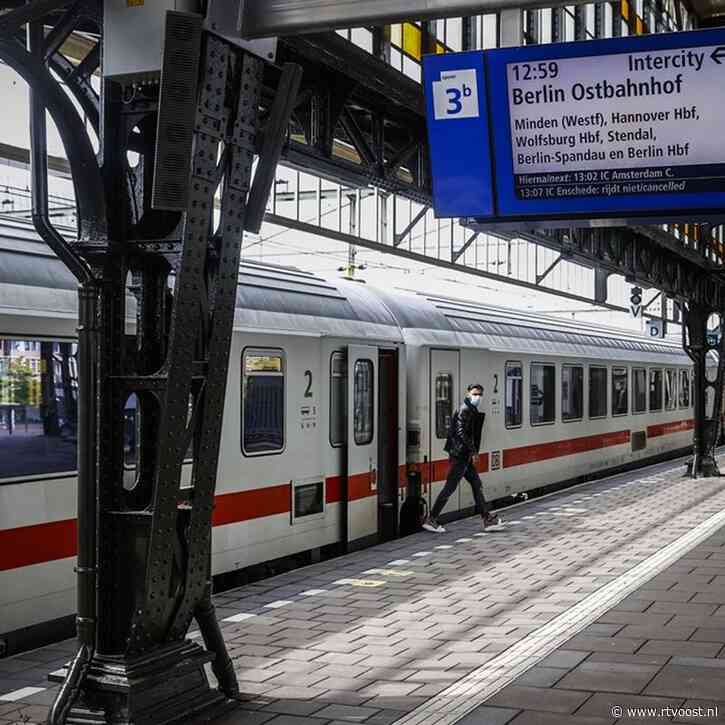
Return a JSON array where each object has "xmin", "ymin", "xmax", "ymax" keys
[
  {"xmin": 236, "ymin": 259, "xmax": 402, "ymax": 341},
  {"xmin": 0, "ymin": 217, "xmax": 689, "ymax": 364},
  {"xmin": 372, "ymin": 287, "xmax": 686, "ymax": 364},
  {"xmin": 0, "ymin": 217, "xmax": 76, "ymax": 290}
]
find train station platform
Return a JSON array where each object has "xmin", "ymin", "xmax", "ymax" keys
[{"xmin": 3, "ymin": 455, "xmax": 725, "ymax": 725}]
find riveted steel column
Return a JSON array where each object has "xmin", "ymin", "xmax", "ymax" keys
[{"xmin": 684, "ymin": 303, "xmax": 724, "ymax": 477}]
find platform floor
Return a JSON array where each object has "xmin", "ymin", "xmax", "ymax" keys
[{"xmin": 4, "ymin": 456, "xmax": 725, "ymax": 724}]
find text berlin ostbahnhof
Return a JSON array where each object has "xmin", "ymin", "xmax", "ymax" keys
[{"xmin": 511, "ymin": 73, "xmax": 685, "ymax": 106}]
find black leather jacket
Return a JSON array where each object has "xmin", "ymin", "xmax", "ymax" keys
[{"xmin": 444, "ymin": 398, "xmax": 485, "ymax": 460}]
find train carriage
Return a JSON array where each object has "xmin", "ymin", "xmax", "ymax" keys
[{"xmin": 0, "ymin": 217, "xmax": 694, "ymax": 655}]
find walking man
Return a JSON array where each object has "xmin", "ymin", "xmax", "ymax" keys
[{"xmin": 423, "ymin": 383, "xmax": 502, "ymax": 533}]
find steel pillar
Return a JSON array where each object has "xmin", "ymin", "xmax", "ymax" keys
[
  {"xmin": 683, "ymin": 303, "xmax": 725, "ymax": 477},
  {"xmin": 0, "ymin": 2, "xmax": 299, "ymax": 723}
]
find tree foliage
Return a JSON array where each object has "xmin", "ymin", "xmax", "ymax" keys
[{"xmin": 1, "ymin": 357, "xmax": 38, "ymax": 405}]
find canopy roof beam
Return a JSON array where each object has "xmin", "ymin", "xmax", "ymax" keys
[{"xmin": 240, "ymin": 0, "xmax": 592, "ymax": 38}]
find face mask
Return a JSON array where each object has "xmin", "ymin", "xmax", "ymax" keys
[{"xmin": 469, "ymin": 394, "xmax": 481, "ymax": 407}]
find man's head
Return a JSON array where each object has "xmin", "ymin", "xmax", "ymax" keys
[{"xmin": 467, "ymin": 383, "xmax": 483, "ymax": 407}]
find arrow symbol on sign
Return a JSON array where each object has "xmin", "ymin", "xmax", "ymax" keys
[{"xmin": 711, "ymin": 47, "xmax": 725, "ymax": 64}]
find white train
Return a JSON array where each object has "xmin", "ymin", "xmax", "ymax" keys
[{"xmin": 0, "ymin": 218, "xmax": 693, "ymax": 654}]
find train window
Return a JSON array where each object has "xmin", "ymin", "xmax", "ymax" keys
[
  {"xmin": 649, "ymin": 369, "xmax": 663, "ymax": 412},
  {"xmin": 679, "ymin": 370, "xmax": 690, "ymax": 408},
  {"xmin": 589, "ymin": 366, "xmax": 607, "ymax": 419},
  {"xmin": 612, "ymin": 367, "xmax": 628, "ymax": 416},
  {"xmin": 353, "ymin": 359, "xmax": 374, "ymax": 445},
  {"xmin": 505, "ymin": 362, "xmax": 523, "ymax": 429},
  {"xmin": 632, "ymin": 368, "xmax": 647, "ymax": 413},
  {"xmin": 242, "ymin": 349, "xmax": 285, "ymax": 455},
  {"xmin": 665, "ymin": 369, "xmax": 677, "ymax": 411},
  {"xmin": 0, "ymin": 338, "xmax": 78, "ymax": 479},
  {"xmin": 530, "ymin": 363, "xmax": 555, "ymax": 425},
  {"xmin": 329, "ymin": 352, "xmax": 347, "ymax": 447},
  {"xmin": 561, "ymin": 365, "xmax": 583, "ymax": 422},
  {"xmin": 435, "ymin": 373, "xmax": 454, "ymax": 439}
]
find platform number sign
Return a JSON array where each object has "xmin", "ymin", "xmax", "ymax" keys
[
  {"xmin": 490, "ymin": 450, "xmax": 502, "ymax": 471},
  {"xmin": 630, "ymin": 287, "xmax": 643, "ymax": 319},
  {"xmin": 647, "ymin": 319, "xmax": 665, "ymax": 339},
  {"xmin": 432, "ymin": 69, "xmax": 480, "ymax": 120}
]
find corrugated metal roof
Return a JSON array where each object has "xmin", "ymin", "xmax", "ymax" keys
[
  {"xmin": 373, "ymin": 286, "xmax": 686, "ymax": 359},
  {"xmin": 0, "ymin": 217, "xmax": 78, "ymax": 290},
  {"xmin": 236, "ymin": 260, "xmax": 399, "ymax": 327},
  {"xmin": 0, "ymin": 217, "xmax": 60, "ymax": 254},
  {"xmin": 446, "ymin": 313, "xmax": 675, "ymax": 355}
]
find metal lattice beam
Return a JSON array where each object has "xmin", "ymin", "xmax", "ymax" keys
[
  {"xmin": 0, "ymin": 0, "xmax": 72, "ymax": 35},
  {"xmin": 273, "ymin": 32, "xmax": 427, "ymax": 200},
  {"xmin": 0, "ymin": 35, "xmax": 103, "ymax": 277},
  {"xmin": 472, "ymin": 224, "xmax": 725, "ymax": 306},
  {"xmin": 6, "ymin": 15, "xmax": 716, "ymax": 299},
  {"xmin": 264, "ymin": 211, "xmax": 651, "ymax": 314}
]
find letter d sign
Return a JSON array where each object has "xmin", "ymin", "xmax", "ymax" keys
[{"xmin": 433, "ymin": 69, "xmax": 479, "ymax": 120}]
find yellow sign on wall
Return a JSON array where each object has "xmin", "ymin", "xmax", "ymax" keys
[
  {"xmin": 391, "ymin": 23, "xmax": 446, "ymax": 62},
  {"xmin": 127, "ymin": 0, "xmax": 144, "ymax": 6},
  {"xmin": 620, "ymin": 0, "xmax": 648, "ymax": 34}
]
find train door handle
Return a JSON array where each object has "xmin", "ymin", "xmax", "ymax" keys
[{"xmin": 369, "ymin": 458, "xmax": 377, "ymax": 491}]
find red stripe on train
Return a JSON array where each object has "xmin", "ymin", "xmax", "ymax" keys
[
  {"xmin": 503, "ymin": 430, "xmax": 631, "ymax": 468},
  {"xmin": 328, "ymin": 463, "xmax": 407, "ymax": 503},
  {"xmin": 212, "ymin": 484, "xmax": 290, "ymax": 527},
  {"xmin": 424, "ymin": 453, "xmax": 489, "ymax": 484},
  {"xmin": 0, "ymin": 422, "xmax": 693, "ymax": 571},
  {"xmin": 326, "ymin": 475, "xmax": 342, "ymax": 504},
  {"xmin": 0, "ymin": 518, "xmax": 77, "ymax": 572},
  {"xmin": 0, "ymin": 468, "xmax": 383, "ymax": 571},
  {"xmin": 213, "ymin": 467, "xmax": 384, "ymax": 525},
  {"xmin": 647, "ymin": 419, "xmax": 694, "ymax": 438}
]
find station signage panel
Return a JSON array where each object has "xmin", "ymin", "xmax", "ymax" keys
[
  {"xmin": 424, "ymin": 51, "xmax": 494, "ymax": 217},
  {"xmin": 422, "ymin": 28, "xmax": 725, "ymax": 223}
]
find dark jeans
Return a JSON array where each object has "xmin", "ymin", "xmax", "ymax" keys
[{"xmin": 430, "ymin": 456, "xmax": 490, "ymax": 519}]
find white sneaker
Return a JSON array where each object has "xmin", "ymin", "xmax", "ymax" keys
[
  {"xmin": 422, "ymin": 517, "xmax": 446, "ymax": 533},
  {"xmin": 482, "ymin": 514, "xmax": 503, "ymax": 530}
]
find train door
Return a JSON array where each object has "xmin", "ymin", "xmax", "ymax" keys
[
  {"xmin": 346, "ymin": 345, "xmax": 379, "ymax": 545},
  {"xmin": 377, "ymin": 349, "xmax": 399, "ymax": 542},
  {"xmin": 429, "ymin": 349, "xmax": 460, "ymax": 515}
]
